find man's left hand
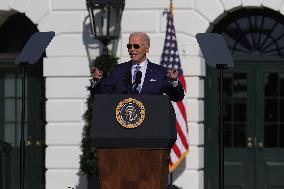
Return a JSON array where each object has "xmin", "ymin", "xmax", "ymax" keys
[{"xmin": 167, "ymin": 68, "xmax": 178, "ymax": 81}]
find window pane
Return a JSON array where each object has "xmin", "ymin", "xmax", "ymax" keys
[
  {"xmin": 4, "ymin": 123, "xmax": 15, "ymax": 146},
  {"xmin": 223, "ymin": 72, "xmax": 248, "ymax": 149},
  {"xmin": 16, "ymin": 77, "xmax": 28, "ymax": 97},
  {"xmin": 4, "ymin": 74, "xmax": 15, "ymax": 97},
  {"xmin": 224, "ymin": 73, "xmax": 232, "ymax": 97},
  {"xmin": 264, "ymin": 124, "xmax": 277, "ymax": 147},
  {"xmin": 16, "ymin": 99, "xmax": 28, "ymax": 122},
  {"xmin": 223, "ymin": 102, "xmax": 232, "ymax": 122},
  {"xmin": 17, "ymin": 77, "xmax": 21, "ymax": 97},
  {"xmin": 234, "ymin": 99, "xmax": 247, "ymax": 122},
  {"xmin": 4, "ymin": 99, "xmax": 15, "ymax": 122},
  {"xmin": 233, "ymin": 73, "xmax": 247, "ymax": 98},
  {"xmin": 265, "ymin": 99, "xmax": 278, "ymax": 122},
  {"xmin": 265, "ymin": 73, "xmax": 278, "ymax": 97},
  {"xmin": 234, "ymin": 124, "xmax": 246, "ymax": 147}
]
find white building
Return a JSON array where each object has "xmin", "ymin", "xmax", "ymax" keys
[{"xmin": 1, "ymin": 0, "xmax": 284, "ymax": 189}]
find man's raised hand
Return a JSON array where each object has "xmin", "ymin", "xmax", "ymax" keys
[{"xmin": 92, "ymin": 67, "xmax": 103, "ymax": 81}]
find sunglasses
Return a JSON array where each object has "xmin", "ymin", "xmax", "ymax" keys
[{"xmin": 127, "ymin": 43, "xmax": 144, "ymax": 49}]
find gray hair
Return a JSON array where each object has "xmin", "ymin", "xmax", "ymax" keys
[{"xmin": 129, "ymin": 32, "xmax": 150, "ymax": 47}]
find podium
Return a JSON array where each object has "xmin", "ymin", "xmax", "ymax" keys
[{"xmin": 91, "ymin": 94, "xmax": 177, "ymax": 189}]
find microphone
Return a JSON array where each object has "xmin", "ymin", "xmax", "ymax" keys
[
  {"xmin": 133, "ymin": 71, "xmax": 142, "ymax": 85},
  {"xmin": 132, "ymin": 71, "xmax": 142, "ymax": 94}
]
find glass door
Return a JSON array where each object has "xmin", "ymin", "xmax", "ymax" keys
[{"xmin": 0, "ymin": 61, "xmax": 45, "ymax": 189}]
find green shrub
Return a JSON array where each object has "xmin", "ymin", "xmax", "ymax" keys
[{"xmin": 80, "ymin": 54, "xmax": 118, "ymax": 176}]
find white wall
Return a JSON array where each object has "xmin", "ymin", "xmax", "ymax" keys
[
  {"xmin": 43, "ymin": 1, "xmax": 91, "ymax": 188},
  {"xmin": 2, "ymin": 0, "xmax": 284, "ymax": 188}
]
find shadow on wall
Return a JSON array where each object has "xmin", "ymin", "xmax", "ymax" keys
[
  {"xmin": 82, "ymin": 15, "xmax": 120, "ymax": 70},
  {"xmin": 82, "ymin": 15, "xmax": 100, "ymax": 70},
  {"xmin": 76, "ymin": 174, "xmax": 99, "ymax": 189},
  {"xmin": 171, "ymin": 158, "xmax": 187, "ymax": 188},
  {"xmin": 76, "ymin": 174, "xmax": 87, "ymax": 189}
]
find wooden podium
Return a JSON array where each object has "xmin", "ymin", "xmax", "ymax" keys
[{"xmin": 91, "ymin": 95, "xmax": 177, "ymax": 189}]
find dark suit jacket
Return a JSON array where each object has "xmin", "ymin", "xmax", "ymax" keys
[{"xmin": 91, "ymin": 60, "xmax": 184, "ymax": 102}]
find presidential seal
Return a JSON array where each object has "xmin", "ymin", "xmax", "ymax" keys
[{"xmin": 115, "ymin": 98, "xmax": 145, "ymax": 129}]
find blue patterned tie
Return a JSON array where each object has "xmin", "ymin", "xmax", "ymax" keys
[{"xmin": 133, "ymin": 65, "xmax": 141, "ymax": 94}]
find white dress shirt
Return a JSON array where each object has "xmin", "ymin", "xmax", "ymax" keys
[{"xmin": 131, "ymin": 59, "xmax": 148, "ymax": 92}]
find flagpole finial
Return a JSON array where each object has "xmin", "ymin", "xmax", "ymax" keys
[{"xmin": 170, "ymin": 0, "xmax": 173, "ymax": 15}]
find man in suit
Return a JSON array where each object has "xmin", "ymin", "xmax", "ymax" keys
[{"xmin": 91, "ymin": 32, "xmax": 184, "ymax": 102}]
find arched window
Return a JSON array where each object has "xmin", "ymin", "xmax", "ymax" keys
[{"xmin": 212, "ymin": 8, "xmax": 284, "ymax": 57}]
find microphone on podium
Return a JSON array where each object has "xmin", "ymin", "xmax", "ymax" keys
[{"xmin": 132, "ymin": 71, "xmax": 142, "ymax": 94}]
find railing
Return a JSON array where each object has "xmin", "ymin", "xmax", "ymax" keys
[{"xmin": 0, "ymin": 141, "xmax": 11, "ymax": 189}]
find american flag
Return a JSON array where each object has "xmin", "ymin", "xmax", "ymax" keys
[{"xmin": 160, "ymin": 10, "xmax": 189, "ymax": 172}]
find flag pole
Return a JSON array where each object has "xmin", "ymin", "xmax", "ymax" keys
[
  {"xmin": 170, "ymin": 171, "xmax": 173, "ymax": 188},
  {"xmin": 169, "ymin": 1, "xmax": 174, "ymax": 188},
  {"xmin": 170, "ymin": 0, "xmax": 173, "ymax": 15},
  {"xmin": 165, "ymin": 0, "xmax": 189, "ymax": 188}
]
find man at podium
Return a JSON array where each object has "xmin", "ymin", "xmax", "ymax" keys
[{"xmin": 91, "ymin": 32, "xmax": 184, "ymax": 102}]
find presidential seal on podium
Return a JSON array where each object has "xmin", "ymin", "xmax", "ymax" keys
[{"xmin": 115, "ymin": 98, "xmax": 145, "ymax": 129}]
